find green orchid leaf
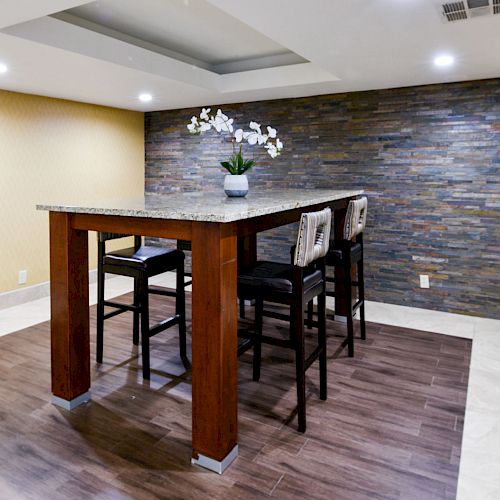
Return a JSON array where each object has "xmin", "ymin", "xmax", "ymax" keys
[
  {"xmin": 220, "ymin": 161, "xmax": 235, "ymax": 174},
  {"xmin": 244, "ymin": 159, "xmax": 255, "ymax": 173}
]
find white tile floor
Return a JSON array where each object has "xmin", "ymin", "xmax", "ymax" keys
[
  {"xmin": 0, "ymin": 273, "xmax": 182, "ymax": 338},
  {"xmin": 0, "ymin": 272, "xmax": 498, "ymax": 497}
]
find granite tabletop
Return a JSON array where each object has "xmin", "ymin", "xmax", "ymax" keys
[{"xmin": 37, "ymin": 189, "xmax": 363, "ymax": 223}]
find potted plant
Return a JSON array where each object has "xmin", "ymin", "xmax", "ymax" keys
[{"xmin": 187, "ymin": 108, "xmax": 283, "ymax": 197}]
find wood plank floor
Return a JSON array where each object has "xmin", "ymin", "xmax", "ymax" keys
[{"xmin": 0, "ymin": 290, "xmax": 471, "ymax": 499}]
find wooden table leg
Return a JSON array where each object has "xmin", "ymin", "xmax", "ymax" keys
[
  {"xmin": 191, "ymin": 222, "xmax": 238, "ymax": 474},
  {"xmin": 237, "ymin": 233, "xmax": 257, "ymax": 270},
  {"xmin": 49, "ymin": 212, "xmax": 91, "ymax": 409}
]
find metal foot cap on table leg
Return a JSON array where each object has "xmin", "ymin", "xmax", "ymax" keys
[
  {"xmin": 52, "ymin": 391, "xmax": 91, "ymax": 410},
  {"xmin": 191, "ymin": 445, "xmax": 238, "ymax": 474}
]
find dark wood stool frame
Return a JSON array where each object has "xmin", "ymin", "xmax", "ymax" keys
[
  {"xmin": 96, "ymin": 234, "xmax": 189, "ymax": 379},
  {"xmin": 177, "ymin": 239, "xmax": 192, "ymax": 287},
  {"xmin": 325, "ymin": 233, "xmax": 366, "ymax": 357},
  {"xmin": 241, "ymin": 260, "xmax": 327, "ymax": 433},
  {"xmin": 237, "ymin": 208, "xmax": 331, "ymax": 433},
  {"xmin": 307, "ymin": 196, "xmax": 367, "ymax": 356}
]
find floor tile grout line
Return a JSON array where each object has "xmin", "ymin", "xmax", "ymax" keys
[{"xmin": 269, "ymin": 473, "xmax": 284, "ymax": 497}]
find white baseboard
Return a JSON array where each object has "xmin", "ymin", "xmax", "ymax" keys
[
  {"xmin": 1, "ymin": 270, "xmax": 498, "ymax": 340},
  {"xmin": 0, "ymin": 269, "xmax": 98, "ymax": 311}
]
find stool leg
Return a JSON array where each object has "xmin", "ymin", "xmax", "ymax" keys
[
  {"xmin": 293, "ymin": 297, "xmax": 306, "ymax": 433},
  {"xmin": 96, "ymin": 267, "xmax": 105, "ymax": 363},
  {"xmin": 139, "ymin": 276, "xmax": 150, "ymax": 380},
  {"xmin": 358, "ymin": 256, "xmax": 366, "ymax": 341},
  {"xmin": 132, "ymin": 277, "xmax": 140, "ymax": 346},
  {"xmin": 307, "ymin": 300, "xmax": 314, "ymax": 329},
  {"xmin": 252, "ymin": 298, "xmax": 263, "ymax": 382},
  {"xmin": 326, "ymin": 276, "xmax": 335, "ymax": 321},
  {"xmin": 176, "ymin": 262, "xmax": 189, "ymax": 369},
  {"xmin": 318, "ymin": 288, "xmax": 327, "ymax": 401},
  {"xmin": 345, "ymin": 262, "xmax": 354, "ymax": 358}
]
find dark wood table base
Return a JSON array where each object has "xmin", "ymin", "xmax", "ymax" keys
[{"xmin": 46, "ymin": 194, "xmax": 356, "ymax": 473}]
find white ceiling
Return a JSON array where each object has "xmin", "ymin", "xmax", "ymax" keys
[
  {"xmin": 65, "ymin": 0, "xmax": 302, "ymax": 68},
  {"xmin": 0, "ymin": 0, "xmax": 499, "ymax": 111}
]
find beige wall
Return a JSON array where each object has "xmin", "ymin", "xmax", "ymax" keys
[{"xmin": 0, "ymin": 89, "xmax": 144, "ymax": 293}]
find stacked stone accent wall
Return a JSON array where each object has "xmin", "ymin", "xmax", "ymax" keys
[{"xmin": 145, "ymin": 79, "xmax": 500, "ymax": 319}]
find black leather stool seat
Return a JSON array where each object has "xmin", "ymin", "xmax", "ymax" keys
[
  {"xmin": 103, "ymin": 247, "xmax": 184, "ymax": 275},
  {"xmin": 326, "ymin": 242, "xmax": 362, "ymax": 265},
  {"xmin": 238, "ymin": 261, "xmax": 322, "ymax": 294}
]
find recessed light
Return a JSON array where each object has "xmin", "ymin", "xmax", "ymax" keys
[
  {"xmin": 0, "ymin": 63, "xmax": 8, "ymax": 74},
  {"xmin": 139, "ymin": 93, "xmax": 153, "ymax": 102},
  {"xmin": 434, "ymin": 55, "xmax": 454, "ymax": 67}
]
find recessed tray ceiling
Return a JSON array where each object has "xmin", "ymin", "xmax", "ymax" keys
[{"xmin": 63, "ymin": 0, "xmax": 307, "ymax": 73}]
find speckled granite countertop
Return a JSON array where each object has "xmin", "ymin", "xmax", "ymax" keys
[{"xmin": 37, "ymin": 189, "xmax": 363, "ymax": 223}]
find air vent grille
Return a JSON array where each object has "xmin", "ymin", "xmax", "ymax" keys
[
  {"xmin": 468, "ymin": 0, "xmax": 489, "ymax": 7},
  {"xmin": 443, "ymin": 1, "xmax": 468, "ymax": 21},
  {"xmin": 442, "ymin": 0, "xmax": 499, "ymax": 19}
]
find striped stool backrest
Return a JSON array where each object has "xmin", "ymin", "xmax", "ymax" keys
[
  {"xmin": 343, "ymin": 197, "xmax": 368, "ymax": 240},
  {"xmin": 294, "ymin": 207, "xmax": 332, "ymax": 268}
]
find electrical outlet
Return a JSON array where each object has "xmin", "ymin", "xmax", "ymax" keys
[
  {"xmin": 419, "ymin": 274, "xmax": 430, "ymax": 289},
  {"xmin": 18, "ymin": 270, "xmax": 27, "ymax": 285}
]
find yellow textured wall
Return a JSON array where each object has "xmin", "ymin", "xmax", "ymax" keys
[{"xmin": 0, "ymin": 89, "xmax": 144, "ymax": 293}]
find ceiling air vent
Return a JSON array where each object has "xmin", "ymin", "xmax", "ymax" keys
[
  {"xmin": 442, "ymin": 1, "xmax": 468, "ymax": 21},
  {"xmin": 442, "ymin": 0, "xmax": 496, "ymax": 20}
]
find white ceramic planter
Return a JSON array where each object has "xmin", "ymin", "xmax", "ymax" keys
[{"xmin": 224, "ymin": 174, "xmax": 249, "ymax": 197}]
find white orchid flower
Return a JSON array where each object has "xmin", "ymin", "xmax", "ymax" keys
[
  {"xmin": 200, "ymin": 107, "xmax": 211, "ymax": 120},
  {"xmin": 209, "ymin": 111, "xmax": 231, "ymax": 134},
  {"xmin": 257, "ymin": 134, "xmax": 268, "ymax": 145},
  {"xmin": 234, "ymin": 129, "xmax": 244, "ymax": 143},
  {"xmin": 246, "ymin": 131, "xmax": 259, "ymax": 145},
  {"xmin": 213, "ymin": 110, "xmax": 233, "ymax": 133},
  {"xmin": 187, "ymin": 116, "xmax": 199, "ymax": 133},
  {"xmin": 265, "ymin": 143, "xmax": 278, "ymax": 158},
  {"xmin": 221, "ymin": 118, "xmax": 234, "ymax": 133},
  {"xmin": 242, "ymin": 131, "xmax": 253, "ymax": 141},
  {"xmin": 267, "ymin": 126, "xmax": 277, "ymax": 139},
  {"xmin": 216, "ymin": 109, "xmax": 228, "ymax": 120},
  {"xmin": 249, "ymin": 121, "xmax": 262, "ymax": 135},
  {"xmin": 209, "ymin": 115, "xmax": 223, "ymax": 132},
  {"xmin": 187, "ymin": 108, "xmax": 283, "ymax": 167}
]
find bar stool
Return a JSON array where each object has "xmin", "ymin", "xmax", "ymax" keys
[
  {"xmin": 96, "ymin": 233, "xmax": 188, "ymax": 379},
  {"xmin": 326, "ymin": 196, "xmax": 368, "ymax": 357},
  {"xmin": 237, "ymin": 208, "xmax": 331, "ymax": 432}
]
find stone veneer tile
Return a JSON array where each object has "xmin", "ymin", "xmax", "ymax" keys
[{"xmin": 145, "ymin": 79, "xmax": 500, "ymax": 319}]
